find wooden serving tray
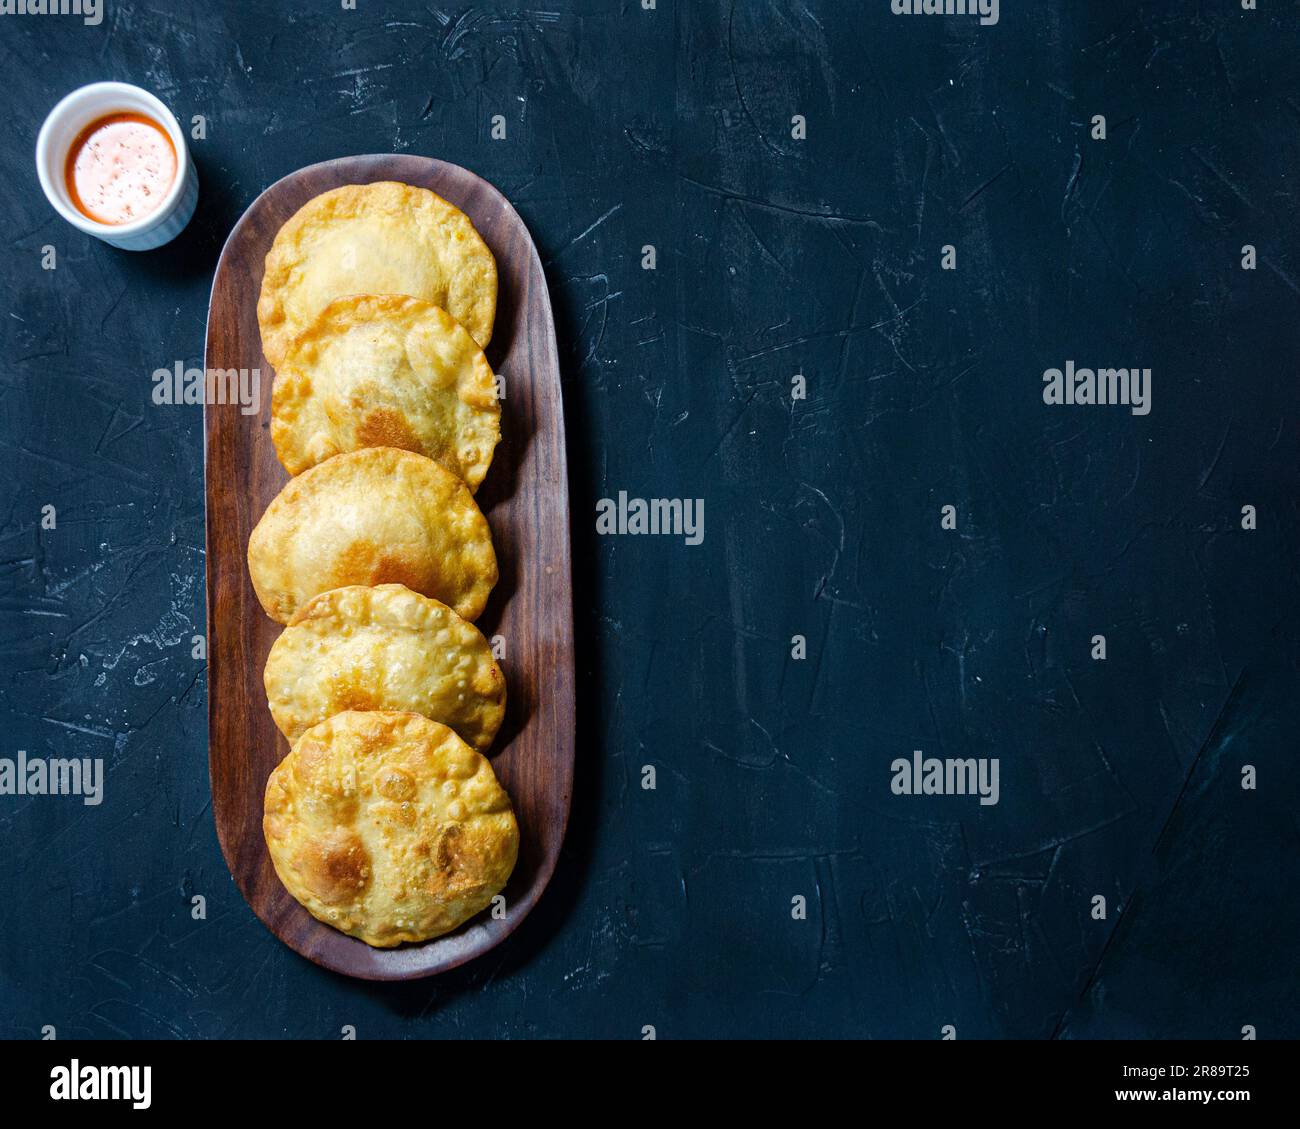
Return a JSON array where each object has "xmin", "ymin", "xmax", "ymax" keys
[{"xmin": 203, "ymin": 155, "xmax": 574, "ymax": 980}]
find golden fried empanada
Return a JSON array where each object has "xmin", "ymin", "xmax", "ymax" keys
[
  {"xmin": 257, "ymin": 181, "xmax": 497, "ymax": 367},
  {"xmin": 247, "ymin": 447, "xmax": 497, "ymax": 624},
  {"xmin": 263, "ymin": 711, "xmax": 518, "ymax": 947},
  {"xmin": 271, "ymin": 295, "xmax": 500, "ymax": 486},
  {"xmin": 264, "ymin": 584, "xmax": 506, "ymax": 751}
]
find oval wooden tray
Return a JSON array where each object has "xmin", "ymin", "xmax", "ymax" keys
[{"xmin": 203, "ymin": 155, "xmax": 574, "ymax": 980}]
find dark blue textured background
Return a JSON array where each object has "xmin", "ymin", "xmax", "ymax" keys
[{"xmin": 1, "ymin": 1, "xmax": 1297, "ymax": 1039}]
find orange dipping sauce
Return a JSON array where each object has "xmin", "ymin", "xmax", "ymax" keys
[{"xmin": 64, "ymin": 112, "xmax": 177, "ymax": 225}]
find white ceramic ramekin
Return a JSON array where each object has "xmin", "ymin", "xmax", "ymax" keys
[{"xmin": 36, "ymin": 82, "xmax": 198, "ymax": 252}]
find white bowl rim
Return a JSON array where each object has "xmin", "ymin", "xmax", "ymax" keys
[{"xmin": 36, "ymin": 81, "xmax": 189, "ymax": 238}]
